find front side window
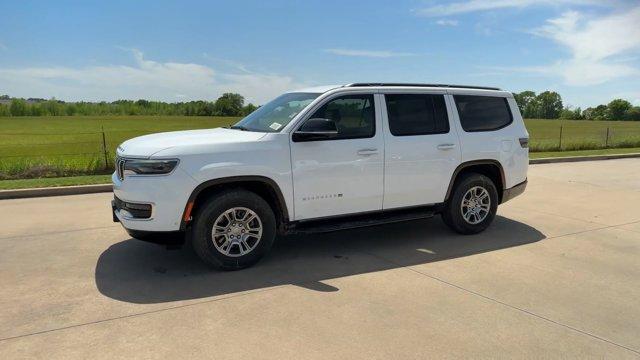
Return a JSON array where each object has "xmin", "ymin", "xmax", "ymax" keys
[
  {"xmin": 454, "ymin": 95, "xmax": 513, "ymax": 132},
  {"xmin": 306, "ymin": 94, "xmax": 375, "ymax": 139},
  {"xmin": 232, "ymin": 92, "xmax": 320, "ymax": 132},
  {"xmin": 385, "ymin": 94, "xmax": 449, "ymax": 136}
]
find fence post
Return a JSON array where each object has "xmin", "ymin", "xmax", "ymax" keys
[
  {"xmin": 101, "ymin": 126, "xmax": 108, "ymax": 169},
  {"xmin": 605, "ymin": 127, "xmax": 610, "ymax": 148},
  {"xmin": 559, "ymin": 125, "xmax": 563, "ymax": 150}
]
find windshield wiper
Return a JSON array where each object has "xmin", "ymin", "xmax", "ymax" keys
[{"xmin": 229, "ymin": 125, "xmax": 251, "ymax": 131}]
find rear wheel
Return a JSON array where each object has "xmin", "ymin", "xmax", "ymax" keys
[
  {"xmin": 442, "ymin": 173, "xmax": 498, "ymax": 234},
  {"xmin": 191, "ymin": 189, "xmax": 276, "ymax": 270}
]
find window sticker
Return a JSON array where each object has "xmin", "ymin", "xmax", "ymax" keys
[{"xmin": 269, "ymin": 122, "xmax": 282, "ymax": 130}]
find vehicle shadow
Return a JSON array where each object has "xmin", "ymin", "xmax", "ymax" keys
[{"xmin": 95, "ymin": 216, "xmax": 544, "ymax": 304}]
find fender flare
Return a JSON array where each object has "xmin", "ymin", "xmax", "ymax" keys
[
  {"xmin": 444, "ymin": 160, "xmax": 505, "ymax": 201},
  {"xmin": 180, "ymin": 175, "xmax": 290, "ymax": 230}
]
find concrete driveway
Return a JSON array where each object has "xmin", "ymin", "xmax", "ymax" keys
[{"xmin": 1, "ymin": 159, "xmax": 639, "ymax": 359}]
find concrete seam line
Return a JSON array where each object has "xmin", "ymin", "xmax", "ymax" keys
[
  {"xmin": 362, "ymin": 248, "xmax": 639, "ymax": 355},
  {"xmin": 401, "ymin": 266, "xmax": 640, "ymax": 355},
  {"xmin": 0, "ymin": 286, "xmax": 282, "ymax": 343},
  {"xmin": 359, "ymin": 219, "xmax": 640, "ymax": 356}
]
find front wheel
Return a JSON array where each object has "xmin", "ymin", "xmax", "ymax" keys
[
  {"xmin": 191, "ymin": 189, "xmax": 276, "ymax": 270},
  {"xmin": 442, "ymin": 173, "xmax": 498, "ymax": 234}
]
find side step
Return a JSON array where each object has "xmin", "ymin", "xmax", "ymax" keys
[{"xmin": 287, "ymin": 206, "xmax": 438, "ymax": 234}]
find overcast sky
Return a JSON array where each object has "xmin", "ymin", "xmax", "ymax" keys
[{"xmin": 1, "ymin": 0, "xmax": 639, "ymax": 107}]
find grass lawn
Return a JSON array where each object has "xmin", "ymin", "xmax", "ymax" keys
[
  {"xmin": 0, "ymin": 115, "xmax": 238, "ymax": 179},
  {"xmin": 525, "ymin": 119, "xmax": 640, "ymax": 151},
  {"xmin": 0, "ymin": 174, "xmax": 112, "ymax": 190}
]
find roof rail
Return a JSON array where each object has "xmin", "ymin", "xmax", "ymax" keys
[{"xmin": 345, "ymin": 83, "xmax": 501, "ymax": 91}]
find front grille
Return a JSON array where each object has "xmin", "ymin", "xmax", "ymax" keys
[
  {"xmin": 113, "ymin": 196, "xmax": 152, "ymax": 219},
  {"xmin": 116, "ymin": 157, "xmax": 126, "ymax": 181}
]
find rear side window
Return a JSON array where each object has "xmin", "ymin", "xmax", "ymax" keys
[
  {"xmin": 454, "ymin": 95, "xmax": 513, "ymax": 132},
  {"xmin": 385, "ymin": 94, "xmax": 449, "ymax": 136}
]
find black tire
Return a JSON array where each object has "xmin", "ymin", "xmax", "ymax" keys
[
  {"xmin": 442, "ymin": 173, "xmax": 498, "ymax": 235},
  {"xmin": 191, "ymin": 189, "xmax": 276, "ymax": 270}
]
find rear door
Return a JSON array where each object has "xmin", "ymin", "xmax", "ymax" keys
[
  {"xmin": 381, "ymin": 91, "xmax": 461, "ymax": 209},
  {"xmin": 290, "ymin": 92, "xmax": 384, "ymax": 220},
  {"xmin": 450, "ymin": 93, "xmax": 527, "ymax": 188}
]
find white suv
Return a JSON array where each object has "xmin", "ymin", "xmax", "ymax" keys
[{"xmin": 112, "ymin": 83, "xmax": 528, "ymax": 269}]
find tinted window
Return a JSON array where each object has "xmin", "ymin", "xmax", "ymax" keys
[
  {"xmin": 454, "ymin": 95, "xmax": 513, "ymax": 132},
  {"xmin": 385, "ymin": 94, "xmax": 449, "ymax": 136},
  {"xmin": 307, "ymin": 94, "xmax": 375, "ymax": 139}
]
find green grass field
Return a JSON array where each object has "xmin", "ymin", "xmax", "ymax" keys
[
  {"xmin": 0, "ymin": 116, "xmax": 238, "ymax": 179},
  {"xmin": 525, "ymin": 119, "xmax": 640, "ymax": 151},
  {"xmin": 1, "ymin": 116, "xmax": 640, "ymax": 180}
]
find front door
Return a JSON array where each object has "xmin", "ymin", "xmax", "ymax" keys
[{"xmin": 290, "ymin": 93, "xmax": 384, "ymax": 220}]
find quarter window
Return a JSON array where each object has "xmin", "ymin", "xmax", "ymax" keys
[
  {"xmin": 307, "ymin": 94, "xmax": 375, "ymax": 139},
  {"xmin": 385, "ymin": 94, "xmax": 449, "ymax": 136},
  {"xmin": 454, "ymin": 95, "xmax": 513, "ymax": 132}
]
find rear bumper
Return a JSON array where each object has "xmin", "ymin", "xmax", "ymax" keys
[{"xmin": 501, "ymin": 179, "xmax": 527, "ymax": 204}]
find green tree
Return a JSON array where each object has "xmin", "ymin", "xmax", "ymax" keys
[
  {"xmin": 65, "ymin": 103, "xmax": 77, "ymax": 116},
  {"xmin": 9, "ymin": 99, "xmax": 28, "ymax": 116},
  {"xmin": 607, "ymin": 99, "xmax": 632, "ymax": 120},
  {"xmin": 623, "ymin": 106, "xmax": 640, "ymax": 121},
  {"xmin": 41, "ymin": 99, "xmax": 64, "ymax": 116},
  {"xmin": 213, "ymin": 93, "xmax": 245, "ymax": 116},
  {"xmin": 242, "ymin": 103, "xmax": 258, "ymax": 116},
  {"xmin": 559, "ymin": 106, "xmax": 583, "ymax": 120},
  {"xmin": 513, "ymin": 91, "xmax": 537, "ymax": 118},
  {"xmin": 583, "ymin": 105, "xmax": 608, "ymax": 120},
  {"xmin": 0, "ymin": 103, "xmax": 10, "ymax": 116},
  {"xmin": 534, "ymin": 91, "xmax": 563, "ymax": 119}
]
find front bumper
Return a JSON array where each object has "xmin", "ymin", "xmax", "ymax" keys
[
  {"xmin": 501, "ymin": 179, "xmax": 527, "ymax": 204},
  {"xmin": 111, "ymin": 167, "xmax": 197, "ymax": 232},
  {"xmin": 112, "ymin": 199, "xmax": 186, "ymax": 246}
]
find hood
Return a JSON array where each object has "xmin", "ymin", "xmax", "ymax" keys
[{"xmin": 117, "ymin": 128, "xmax": 267, "ymax": 157}]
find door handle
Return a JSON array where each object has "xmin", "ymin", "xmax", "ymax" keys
[
  {"xmin": 437, "ymin": 143, "xmax": 456, "ymax": 150},
  {"xmin": 357, "ymin": 148, "xmax": 379, "ymax": 156}
]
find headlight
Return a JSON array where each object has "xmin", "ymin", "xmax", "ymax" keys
[{"xmin": 123, "ymin": 159, "xmax": 179, "ymax": 176}]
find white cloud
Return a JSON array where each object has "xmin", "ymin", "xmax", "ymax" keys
[
  {"xmin": 435, "ymin": 19, "xmax": 459, "ymax": 26},
  {"xmin": 0, "ymin": 49, "xmax": 303, "ymax": 104},
  {"xmin": 324, "ymin": 48, "xmax": 414, "ymax": 58},
  {"xmin": 529, "ymin": 8, "xmax": 640, "ymax": 85},
  {"xmin": 416, "ymin": 0, "xmax": 599, "ymax": 17}
]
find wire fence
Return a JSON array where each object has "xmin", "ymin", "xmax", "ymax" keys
[{"xmin": 1, "ymin": 123, "xmax": 640, "ymax": 179}]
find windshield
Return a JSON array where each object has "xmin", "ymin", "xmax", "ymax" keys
[{"xmin": 232, "ymin": 92, "xmax": 320, "ymax": 132}]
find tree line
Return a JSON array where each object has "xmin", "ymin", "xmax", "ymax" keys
[
  {"xmin": 0, "ymin": 93, "xmax": 257, "ymax": 117},
  {"xmin": 1, "ymin": 91, "xmax": 639, "ymax": 121},
  {"xmin": 513, "ymin": 91, "xmax": 640, "ymax": 121}
]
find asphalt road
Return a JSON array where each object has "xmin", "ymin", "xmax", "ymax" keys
[{"xmin": 1, "ymin": 159, "xmax": 639, "ymax": 359}]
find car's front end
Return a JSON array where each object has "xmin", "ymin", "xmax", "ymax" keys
[
  {"xmin": 111, "ymin": 126, "xmax": 277, "ymax": 246},
  {"xmin": 111, "ymin": 155, "xmax": 198, "ymax": 245}
]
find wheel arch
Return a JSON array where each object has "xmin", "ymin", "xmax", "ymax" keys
[
  {"xmin": 445, "ymin": 160, "xmax": 505, "ymax": 203},
  {"xmin": 180, "ymin": 176, "xmax": 289, "ymax": 231}
]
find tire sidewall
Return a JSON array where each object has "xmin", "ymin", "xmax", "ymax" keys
[
  {"xmin": 193, "ymin": 190, "xmax": 276, "ymax": 270},
  {"xmin": 447, "ymin": 174, "xmax": 498, "ymax": 234}
]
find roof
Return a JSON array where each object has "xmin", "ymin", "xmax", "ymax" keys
[
  {"xmin": 346, "ymin": 83, "xmax": 501, "ymax": 91},
  {"xmin": 291, "ymin": 83, "xmax": 502, "ymax": 94}
]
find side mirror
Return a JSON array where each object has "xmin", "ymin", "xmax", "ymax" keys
[{"xmin": 293, "ymin": 118, "xmax": 339, "ymax": 141}]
